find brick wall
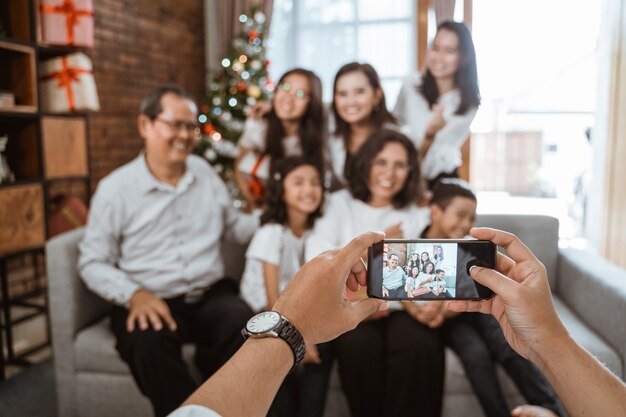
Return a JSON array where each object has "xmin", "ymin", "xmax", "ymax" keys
[{"xmin": 89, "ymin": 0, "xmax": 206, "ymax": 188}]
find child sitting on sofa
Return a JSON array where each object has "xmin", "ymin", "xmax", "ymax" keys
[{"xmin": 410, "ymin": 178, "xmax": 566, "ymax": 417}]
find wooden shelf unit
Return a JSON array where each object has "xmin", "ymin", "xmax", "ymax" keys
[
  {"xmin": 0, "ymin": 0, "xmax": 92, "ymax": 381},
  {"xmin": 0, "ymin": 40, "xmax": 38, "ymax": 113}
]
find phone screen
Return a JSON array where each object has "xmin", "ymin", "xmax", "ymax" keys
[{"xmin": 367, "ymin": 239, "xmax": 496, "ymax": 301}]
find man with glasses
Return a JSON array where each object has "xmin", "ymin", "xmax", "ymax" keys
[
  {"xmin": 79, "ymin": 84, "xmax": 258, "ymax": 417},
  {"xmin": 382, "ymin": 253, "xmax": 408, "ymax": 298}
]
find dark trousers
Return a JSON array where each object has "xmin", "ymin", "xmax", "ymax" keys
[
  {"xmin": 387, "ymin": 286, "xmax": 407, "ymax": 299},
  {"xmin": 268, "ymin": 342, "xmax": 334, "ymax": 417},
  {"xmin": 444, "ymin": 313, "xmax": 566, "ymax": 417},
  {"xmin": 334, "ymin": 311, "xmax": 444, "ymax": 417},
  {"xmin": 110, "ymin": 278, "xmax": 253, "ymax": 417}
]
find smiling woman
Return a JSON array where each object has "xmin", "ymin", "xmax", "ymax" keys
[
  {"xmin": 328, "ymin": 62, "xmax": 397, "ymax": 184},
  {"xmin": 305, "ymin": 128, "xmax": 442, "ymax": 417},
  {"xmin": 394, "ymin": 20, "xmax": 480, "ymax": 188}
]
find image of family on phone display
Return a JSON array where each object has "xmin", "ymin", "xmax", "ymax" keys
[{"xmin": 382, "ymin": 243, "xmax": 457, "ymax": 299}]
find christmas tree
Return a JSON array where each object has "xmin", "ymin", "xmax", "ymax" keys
[{"xmin": 195, "ymin": 6, "xmax": 273, "ymax": 181}]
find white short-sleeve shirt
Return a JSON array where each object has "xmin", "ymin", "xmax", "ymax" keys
[
  {"xmin": 238, "ymin": 118, "xmax": 302, "ymax": 156},
  {"xmin": 240, "ymin": 223, "xmax": 307, "ymax": 311},
  {"xmin": 168, "ymin": 405, "xmax": 221, "ymax": 417},
  {"xmin": 306, "ymin": 190, "xmax": 429, "ymax": 260}
]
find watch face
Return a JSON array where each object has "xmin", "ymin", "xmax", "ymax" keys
[{"xmin": 246, "ymin": 311, "xmax": 281, "ymax": 334}]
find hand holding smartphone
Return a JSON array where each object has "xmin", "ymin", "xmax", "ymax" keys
[{"xmin": 367, "ymin": 239, "xmax": 496, "ymax": 301}]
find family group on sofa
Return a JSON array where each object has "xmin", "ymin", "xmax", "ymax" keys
[{"xmin": 77, "ymin": 21, "xmax": 568, "ymax": 417}]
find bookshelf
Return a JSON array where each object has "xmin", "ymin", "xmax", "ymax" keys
[{"xmin": 0, "ymin": 0, "xmax": 91, "ymax": 380}]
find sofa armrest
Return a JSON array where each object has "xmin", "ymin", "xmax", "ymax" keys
[
  {"xmin": 556, "ymin": 247, "xmax": 626, "ymax": 377},
  {"xmin": 47, "ymin": 228, "xmax": 112, "ymax": 417},
  {"xmin": 47, "ymin": 228, "xmax": 111, "ymax": 338}
]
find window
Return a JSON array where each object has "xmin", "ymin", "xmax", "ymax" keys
[
  {"xmin": 470, "ymin": 0, "xmax": 601, "ymax": 241},
  {"xmin": 267, "ymin": 0, "xmax": 417, "ymax": 104}
]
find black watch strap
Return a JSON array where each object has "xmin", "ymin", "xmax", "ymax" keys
[{"xmin": 275, "ymin": 318, "xmax": 306, "ymax": 371}]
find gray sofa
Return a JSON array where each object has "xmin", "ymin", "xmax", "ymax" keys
[{"xmin": 47, "ymin": 214, "xmax": 626, "ymax": 417}]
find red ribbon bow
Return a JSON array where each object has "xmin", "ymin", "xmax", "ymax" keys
[
  {"xmin": 248, "ymin": 154, "xmax": 268, "ymax": 200},
  {"xmin": 41, "ymin": 0, "xmax": 93, "ymax": 45},
  {"xmin": 41, "ymin": 56, "xmax": 91, "ymax": 111}
]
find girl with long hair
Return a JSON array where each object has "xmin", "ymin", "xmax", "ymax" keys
[
  {"xmin": 235, "ymin": 68, "xmax": 325, "ymax": 208},
  {"xmin": 394, "ymin": 20, "xmax": 480, "ymax": 188},
  {"xmin": 240, "ymin": 156, "xmax": 332, "ymax": 417}
]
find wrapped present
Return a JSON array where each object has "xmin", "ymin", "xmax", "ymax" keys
[
  {"xmin": 40, "ymin": 52, "xmax": 100, "ymax": 113},
  {"xmin": 237, "ymin": 151, "xmax": 270, "ymax": 201},
  {"xmin": 40, "ymin": 0, "xmax": 94, "ymax": 47},
  {"xmin": 48, "ymin": 196, "xmax": 88, "ymax": 238}
]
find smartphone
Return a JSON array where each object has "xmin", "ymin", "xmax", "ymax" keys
[{"xmin": 367, "ymin": 239, "xmax": 496, "ymax": 301}]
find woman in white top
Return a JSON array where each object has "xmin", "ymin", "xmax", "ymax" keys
[
  {"xmin": 234, "ymin": 68, "xmax": 325, "ymax": 208},
  {"xmin": 394, "ymin": 21, "xmax": 481, "ymax": 189},
  {"xmin": 327, "ymin": 62, "xmax": 398, "ymax": 186},
  {"xmin": 240, "ymin": 156, "xmax": 332, "ymax": 417},
  {"xmin": 306, "ymin": 128, "xmax": 445, "ymax": 417}
]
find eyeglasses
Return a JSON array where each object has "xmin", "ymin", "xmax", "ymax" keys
[
  {"xmin": 276, "ymin": 82, "xmax": 309, "ymax": 100},
  {"xmin": 155, "ymin": 117, "xmax": 200, "ymax": 135},
  {"xmin": 371, "ymin": 158, "xmax": 411, "ymax": 173}
]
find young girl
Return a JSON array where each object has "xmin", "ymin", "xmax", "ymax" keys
[
  {"xmin": 394, "ymin": 20, "xmax": 481, "ymax": 188},
  {"xmin": 235, "ymin": 68, "xmax": 325, "ymax": 208},
  {"xmin": 328, "ymin": 62, "xmax": 399, "ymax": 185},
  {"xmin": 306, "ymin": 128, "xmax": 444, "ymax": 417},
  {"xmin": 405, "ymin": 252, "xmax": 420, "ymax": 275},
  {"xmin": 405, "ymin": 266, "xmax": 430, "ymax": 298},
  {"xmin": 240, "ymin": 157, "xmax": 331, "ymax": 417}
]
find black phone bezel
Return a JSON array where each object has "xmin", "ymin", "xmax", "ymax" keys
[{"xmin": 367, "ymin": 238, "xmax": 496, "ymax": 301}]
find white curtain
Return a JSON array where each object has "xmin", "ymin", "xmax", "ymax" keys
[
  {"xmin": 586, "ymin": 0, "xmax": 626, "ymax": 266},
  {"xmin": 433, "ymin": 0, "xmax": 457, "ymax": 24}
]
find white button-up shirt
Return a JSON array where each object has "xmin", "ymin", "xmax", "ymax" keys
[{"xmin": 79, "ymin": 153, "xmax": 258, "ymax": 306}]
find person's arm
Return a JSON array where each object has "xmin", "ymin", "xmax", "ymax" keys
[
  {"xmin": 176, "ymin": 232, "xmax": 389, "ymax": 417},
  {"xmin": 448, "ymin": 228, "xmax": 626, "ymax": 417},
  {"xmin": 78, "ymin": 184, "xmax": 141, "ymax": 306},
  {"xmin": 233, "ymin": 146, "xmax": 257, "ymax": 211},
  {"xmin": 419, "ymin": 105, "xmax": 446, "ymax": 159},
  {"xmin": 262, "ymin": 261, "xmax": 281, "ymax": 310},
  {"xmin": 78, "ymin": 183, "xmax": 177, "ymax": 331},
  {"xmin": 234, "ymin": 118, "xmax": 268, "ymax": 210},
  {"xmin": 216, "ymin": 170, "xmax": 259, "ymax": 244}
]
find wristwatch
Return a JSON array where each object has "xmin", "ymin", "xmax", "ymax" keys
[{"xmin": 241, "ymin": 311, "xmax": 306, "ymax": 371}]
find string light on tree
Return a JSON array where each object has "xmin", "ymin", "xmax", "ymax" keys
[{"xmin": 194, "ymin": 5, "xmax": 271, "ymax": 186}]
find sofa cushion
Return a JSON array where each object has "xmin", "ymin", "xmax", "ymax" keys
[
  {"xmin": 75, "ymin": 317, "xmax": 197, "ymax": 375},
  {"xmin": 554, "ymin": 296, "xmax": 622, "ymax": 378},
  {"xmin": 442, "ymin": 295, "xmax": 621, "ymax": 401}
]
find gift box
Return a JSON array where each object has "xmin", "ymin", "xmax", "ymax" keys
[
  {"xmin": 47, "ymin": 196, "xmax": 88, "ymax": 238},
  {"xmin": 40, "ymin": 0, "xmax": 94, "ymax": 47},
  {"xmin": 237, "ymin": 151, "xmax": 270, "ymax": 201},
  {"xmin": 0, "ymin": 90, "xmax": 16, "ymax": 109},
  {"xmin": 40, "ymin": 52, "xmax": 100, "ymax": 113}
]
